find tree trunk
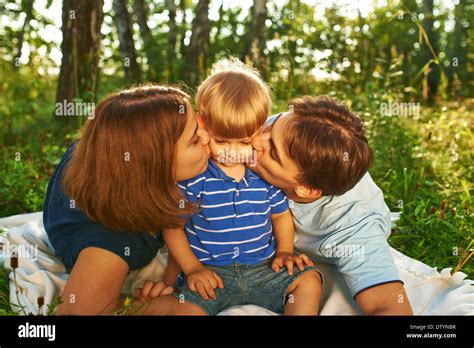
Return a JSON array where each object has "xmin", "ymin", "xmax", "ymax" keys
[
  {"xmin": 179, "ymin": 0, "xmax": 188, "ymax": 62},
  {"xmin": 214, "ymin": 0, "xmax": 225, "ymax": 42},
  {"xmin": 448, "ymin": 0, "xmax": 469, "ymax": 98},
  {"xmin": 55, "ymin": 0, "xmax": 103, "ymax": 124},
  {"xmin": 167, "ymin": 0, "xmax": 177, "ymax": 80},
  {"xmin": 113, "ymin": 0, "xmax": 140, "ymax": 82},
  {"xmin": 184, "ymin": 0, "xmax": 210, "ymax": 86},
  {"xmin": 133, "ymin": 0, "xmax": 161, "ymax": 80},
  {"xmin": 13, "ymin": 0, "xmax": 34, "ymax": 69},
  {"xmin": 422, "ymin": 0, "xmax": 439, "ymax": 103},
  {"xmin": 242, "ymin": 0, "xmax": 267, "ymax": 76}
]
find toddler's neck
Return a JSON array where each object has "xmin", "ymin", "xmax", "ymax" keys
[{"xmin": 211, "ymin": 159, "xmax": 246, "ymax": 182}]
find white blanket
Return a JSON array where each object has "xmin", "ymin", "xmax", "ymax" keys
[{"xmin": 0, "ymin": 212, "xmax": 472, "ymax": 315}]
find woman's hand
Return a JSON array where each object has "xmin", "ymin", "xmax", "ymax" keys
[
  {"xmin": 135, "ymin": 280, "xmax": 174, "ymax": 301},
  {"xmin": 271, "ymin": 251, "xmax": 314, "ymax": 275},
  {"xmin": 186, "ymin": 264, "xmax": 224, "ymax": 301}
]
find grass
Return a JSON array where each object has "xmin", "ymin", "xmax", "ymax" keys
[
  {"xmin": 367, "ymin": 100, "xmax": 473, "ymax": 278},
  {"xmin": 0, "ymin": 82, "xmax": 472, "ymax": 314},
  {"xmin": 0, "ymin": 266, "xmax": 14, "ymax": 315}
]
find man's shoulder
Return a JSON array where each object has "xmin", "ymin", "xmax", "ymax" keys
[
  {"xmin": 340, "ymin": 172, "xmax": 383, "ymax": 201},
  {"xmin": 292, "ymin": 172, "xmax": 390, "ymax": 231},
  {"xmin": 330, "ymin": 172, "xmax": 388, "ymax": 211},
  {"xmin": 327, "ymin": 172, "xmax": 390, "ymax": 225},
  {"xmin": 265, "ymin": 113, "xmax": 284, "ymax": 127}
]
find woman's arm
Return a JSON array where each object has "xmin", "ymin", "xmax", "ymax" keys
[{"xmin": 57, "ymin": 247, "xmax": 128, "ymax": 315}]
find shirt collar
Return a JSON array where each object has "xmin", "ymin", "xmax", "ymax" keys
[{"xmin": 207, "ymin": 159, "xmax": 260, "ymax": 187}]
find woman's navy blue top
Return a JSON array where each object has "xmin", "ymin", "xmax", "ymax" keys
[{"xmin": 43, "ymin": 142, "xmax": 164, "ymax": 273}]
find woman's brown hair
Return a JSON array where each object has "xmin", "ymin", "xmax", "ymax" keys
[{"xmin": 62, "ymin": 84, "xmax": 195, "ymax": 233}]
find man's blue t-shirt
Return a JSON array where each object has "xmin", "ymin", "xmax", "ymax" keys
[
  {"xmin": 265, "ymin": 113, "xmax": 402, "ymax": 298},
  {"xmin": 43, "ymin": 142, "xmax": 164, "ymax": 273}
]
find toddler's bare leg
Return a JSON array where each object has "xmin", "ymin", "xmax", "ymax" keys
[{"xmin": 284, "ymin": 271, "xmax": 322, "ymax": 315}]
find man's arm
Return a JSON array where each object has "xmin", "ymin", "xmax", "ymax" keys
[{"xmin": 355, "ymin": 281, "xmax": 413, "ymax": 315}]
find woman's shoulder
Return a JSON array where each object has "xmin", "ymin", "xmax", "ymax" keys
[{"xmin": 43, "ymin": 141, "xmax": 163, "ymax": 273}]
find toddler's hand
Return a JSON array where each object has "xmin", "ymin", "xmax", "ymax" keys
[
  {"xmin": 186, "ymin": 264, "xmax": 224, "ymax": 301},
  {"xmin": 272, "ymin": 251, "xmax": 314, "ymax": 275},
  {"xmin": 135, "ymin": 280, "xmax": 174, "ymax": 301}
]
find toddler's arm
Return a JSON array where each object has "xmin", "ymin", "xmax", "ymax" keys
[
  {"xmin": 163, "ymin": 227, "xmax": 224, "ymax": 300},
  {"xmin": 163, "ymin": 252, "xmax": 181, "ymax": 287},
  {"xmin": 271, "ymin": 209, "xmax": 314, "ymax": 274}
]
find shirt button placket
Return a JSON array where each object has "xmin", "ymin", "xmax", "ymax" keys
[{"xmin": 234, "ymin": 182, "xmax": 242, "ymax": 215}]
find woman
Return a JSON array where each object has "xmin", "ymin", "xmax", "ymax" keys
[{"xmin": 43, "ymin": 85, "xmax": 210, "ymax": 314}]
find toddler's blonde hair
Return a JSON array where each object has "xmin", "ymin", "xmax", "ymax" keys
[{"xmin": 196, "ymin": 57, "xmax": 271, "ymax": 139}]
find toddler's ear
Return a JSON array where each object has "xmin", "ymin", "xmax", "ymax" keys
[{"xmin": 196, "ymin": 113, "xmax": 206, "ymax": 128}]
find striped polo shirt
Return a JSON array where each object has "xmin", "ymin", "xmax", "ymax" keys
[{"xmin": 178, "ymin": 159, "xmax": 289, "ymax": 266}]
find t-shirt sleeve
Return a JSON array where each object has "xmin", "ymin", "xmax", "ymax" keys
[
  {"xmin": 60, "ymin": 223, "xmax": 163, "ymax": 273},
  {"xmin": 178, "ymin": 176, "xmax": 205, "ymax": 204},
  {"xmin": 320, "ymin": 216, "xmax": 402, "ymax": 298},
  {"xmin": 268, "ymin": 185, "xmax": 289, "ymax": 215}
]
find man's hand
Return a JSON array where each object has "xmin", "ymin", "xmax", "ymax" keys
[
  {"xmin": 135, "ymin": 280, "xmax": 174, "ymax": 301},
  {"xmin": 186, "ymin": 264, "xmax": 224, "ymax": 301},
  {"xmin": 272, "ymin": 251, "xmax": 314, "ymax": 275}
]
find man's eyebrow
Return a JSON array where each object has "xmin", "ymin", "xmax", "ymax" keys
[
  {"xmin": 270, "ymin": 115, "xmax": 284, "ymax": 165},
  {"xmin": 269, "ymin": 137, "xmax": 283, "ymax": 165},
  {"xmin": 188, "ymin": 122, "xmax": 199, "ymax": 143}
]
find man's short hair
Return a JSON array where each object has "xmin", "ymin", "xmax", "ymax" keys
[{"xmin": 286, "ymin": 95, "xmax": 373, "ymax": 196}]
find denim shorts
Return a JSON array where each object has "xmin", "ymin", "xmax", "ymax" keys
[{"xmin": 172, "ymin": 259, "xmax": 322, "ymax": 315}]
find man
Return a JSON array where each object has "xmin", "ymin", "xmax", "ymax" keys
[{"xmin": 250, "ymin": 95, "xmax": 413, "ymax": 315}]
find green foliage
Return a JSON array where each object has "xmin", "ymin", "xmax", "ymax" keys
[
  {"xmin": 342, "ymin": 93, "xmax": 473, "ymax": 277},
  {"xmin": 0, "ymin": 61, "xmax": 77, "ymax": 217},
  {"xmin": 0, "ymin": 266, "xmax": 15, "ymax": 315},
  {"xmin": 0, "ymin": 0, "xmax": 472, "ymax": 314}
]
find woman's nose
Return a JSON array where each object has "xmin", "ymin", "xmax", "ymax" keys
[{"xmin": 197, "ymin": 128, "xmax": 210, "ymax": 145}]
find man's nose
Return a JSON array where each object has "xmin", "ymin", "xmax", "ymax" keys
[{"xmin": 251, "ymin": 133, "xmax": 271, "ymax": 152}]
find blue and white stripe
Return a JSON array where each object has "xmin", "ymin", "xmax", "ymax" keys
[{"xmin": 179, "ymin": 159, "xmax": 288, "ymax": 266}]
